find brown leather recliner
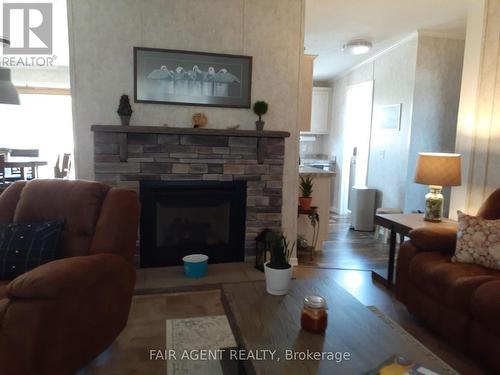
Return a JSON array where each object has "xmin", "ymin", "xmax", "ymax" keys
[
  {"xmin": 0, "ymin": 179, "xmax": 140, "ymax": 375},
  {"xmin": 396, "ymin": 188, "xmax": 500, "ymax": 373}
]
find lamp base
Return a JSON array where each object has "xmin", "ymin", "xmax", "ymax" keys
[{"xmin": 424, "ymin": 185, "xmax": 444, "ymax": 222}]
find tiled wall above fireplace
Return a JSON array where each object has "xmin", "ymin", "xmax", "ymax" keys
[{"xmin": 91, "ymin": 125, "xmax": 290, "ymax": 257}]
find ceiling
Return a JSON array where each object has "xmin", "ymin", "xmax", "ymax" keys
[{"xmin": 305, "ymin": 0, "xmax": 469, "ymax": 81}]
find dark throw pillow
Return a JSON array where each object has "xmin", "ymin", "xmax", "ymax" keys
[{"xmin": 0, "ymin": 220, "xmax": 64, "ymax": 280}]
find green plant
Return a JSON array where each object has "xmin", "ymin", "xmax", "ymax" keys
[
  {"xmin": 300, "ymin": 176, "xmax": 314, "ymax": 198},
  {"xmin": 253, "ymin": 101, "xmax": 268, "ymax": 121},
  {"xmin": 297, "ymin": 235, "xmax": 308, "ymax": 249},
  {"xmin": 117, "ymin": 94, "xmax": 133, "ymax": 116},
  {"xmin": 268, "ymin": 232, "xmax": 295, "ymax": 269}
]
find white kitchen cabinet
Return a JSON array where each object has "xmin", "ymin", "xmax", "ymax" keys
[{"xmin": 307, "ymin": 87, "xmax": 331, "ymax": 134}]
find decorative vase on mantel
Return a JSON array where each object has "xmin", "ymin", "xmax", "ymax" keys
[
  {"xmin": 117, "ymin": 94, "xmax": 133, "ymax": 126},
  {"xmin": 119, "ymin": 115, "xmax": 131, "ymax": 126},
  {"xmin": 255, "ymin": 120, "xmax": 265, "ymax": 131}
]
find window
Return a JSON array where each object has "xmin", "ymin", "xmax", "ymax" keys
[
  {"xmin": 0, "ymin": 0, "xmax": 73, "ymax": 178},
  {"xmin": 0, "ymin": 93, "xmax": 73, "ymax": 178}
]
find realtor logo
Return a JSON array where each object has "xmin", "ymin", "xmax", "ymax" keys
[{"xmin": 3, "ymin": 3, "xmax": 53, "ymax": 54}]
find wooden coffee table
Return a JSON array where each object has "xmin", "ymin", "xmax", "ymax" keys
[{"xmin": 222, "ymin": 278, "xmax": 457, "ymax": 375}]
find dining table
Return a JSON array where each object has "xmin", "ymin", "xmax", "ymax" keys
[{"xmin": 4, "ymin": 158, "xmax": 48, "ymax": 179}]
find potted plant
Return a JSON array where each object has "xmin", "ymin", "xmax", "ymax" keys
[
  {"xmin": 299, "ymin": 176, "xmax": 314, "ymax": 210},
  {"xmin": 264, "ymin": 232, "xmax": 295, "ymax": 295},
  {"xmin": 117, "ymin": 94, "xmax": 133, "ymax": 126},
  {"xmin": 253, "ymin": 101, "xmax": 268, "ymax": 131},
  {"xmin": 297, "ymin": 235, "xmax": 308, "ymax": 250}
]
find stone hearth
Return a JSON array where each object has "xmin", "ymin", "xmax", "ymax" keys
[{"xmin": 91, "ymin": 125, "xmax": 290, "ymax": 257}]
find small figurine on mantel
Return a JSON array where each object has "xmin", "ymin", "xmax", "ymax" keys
[
  {"xmin": 192, "ymin": 113, "xmax": 208, "ymax": 128},
  {"xmin": 117, "ymin": 94, "xmax": 133, "ymax": 126}
]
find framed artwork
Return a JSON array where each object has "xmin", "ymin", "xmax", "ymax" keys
[
  {"xmin": 374, "ymin": 104, "xmax": 402, "ymax": 130},
  {"xmin": 134, "ymin": 47, "xmax": 252, "ymax": 108}
]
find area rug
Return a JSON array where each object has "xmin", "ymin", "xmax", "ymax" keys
[
  {"xmin": 165, "ymin": 315, "xmax": 237, "ymax": 375},
  {"xmin": 367, "ymin": 306, "xmax": 458, "ymax": 375}
]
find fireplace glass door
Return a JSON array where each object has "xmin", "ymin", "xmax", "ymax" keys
[{"xmin": 140, "ymin": 180, "xmax": 246, "ymax": 267}]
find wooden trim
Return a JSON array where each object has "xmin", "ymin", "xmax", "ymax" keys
[{"xmin": 16, "ymin": 86, "xmax": 71, "ymax": 96}]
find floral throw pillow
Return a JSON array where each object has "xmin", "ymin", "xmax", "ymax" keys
[{"xmin": 452, "ymin": 211, "xmax": 500, "ymax": 270}]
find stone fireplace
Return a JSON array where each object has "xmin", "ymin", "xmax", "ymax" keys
[{"xmin": 91, "ymin": 125, "xmax": 289, "ymax": 266}]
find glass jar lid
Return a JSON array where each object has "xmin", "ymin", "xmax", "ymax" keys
[{"xmin": 304, "ymin": 295, "xmax": 327, "ymax": 309}]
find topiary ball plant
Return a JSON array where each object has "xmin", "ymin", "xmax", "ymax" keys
[{"xmin": 253, "ymin": 101, "xmax": 268, "ymax": 131}]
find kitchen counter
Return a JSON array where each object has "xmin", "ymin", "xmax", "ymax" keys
[{"xmin": 299, "ymin": 165, "xmax": 336, "ymax": 177}]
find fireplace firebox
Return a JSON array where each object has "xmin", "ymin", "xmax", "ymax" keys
[{"xmin": 140, "ymin": 180, "xmax": 247, "ymax": 267}]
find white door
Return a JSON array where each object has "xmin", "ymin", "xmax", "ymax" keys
[{"xmin": 339, "ymin": 81, "xmax": 374, "ymax": 215}]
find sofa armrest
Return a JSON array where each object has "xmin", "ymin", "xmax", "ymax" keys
[
  {"xmin": 6, "ymin": 253, "xmax": 135, "ymax": 300},
  {"xmin": 0, "ymin": 253, "xmax": 136, "ymax": 374},
  {"xmin": 409, "ymin": 226, "xmax": 457, "ymax": 254}
]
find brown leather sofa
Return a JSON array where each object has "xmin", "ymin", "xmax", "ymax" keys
[
  {"xmin": 396, "ymin": 189, "xmax": 500, "ymax": 373},
  {"xmin": 0, "ymin": 179, "xmax": 140, "ymax": 375}
]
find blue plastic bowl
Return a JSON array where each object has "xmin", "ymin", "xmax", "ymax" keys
[{"xmin": 182, "ymin": 254, "xmax": 209, "ymax": 278}]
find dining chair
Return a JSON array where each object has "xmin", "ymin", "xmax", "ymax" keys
[{"xmin": 54, "ymin": 153, "xmax": 72, "ymax": 179}]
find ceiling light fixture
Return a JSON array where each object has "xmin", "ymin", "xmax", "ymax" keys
[
  {"xmin": 0, "ymin": 38, "xmax": 20, "ymax": 105},
  {"xmin": 342, "ymin": 40, "xmax": 372, "ymax": 55}
]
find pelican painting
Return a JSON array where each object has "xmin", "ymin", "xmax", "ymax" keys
[
  {"xmin": 173, "ymin": 67, "xmax": 189, "ymax": 96},
  {"xmin": 188, "ymin": 65, "xmax": 203, "ymax": 96},
  {"xmin": 146, "ymin": 65, "xmax": 174, "ymax": 97},
  {"xmin": 135, "ymin": 47, "xmax": 252, "ymax": 108},
  {"xmin": 214, "ymin": 68, "xmax": 240, "ymax": 97}
]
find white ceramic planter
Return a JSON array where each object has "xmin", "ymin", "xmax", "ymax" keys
[{"xmin": 264, "ymin": 262, "xmax": 293, "ymax": 295}]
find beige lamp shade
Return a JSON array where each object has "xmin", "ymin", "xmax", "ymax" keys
[{"xmin": 415, "ymin": 153, "xmax": 461, "ymax": 187}]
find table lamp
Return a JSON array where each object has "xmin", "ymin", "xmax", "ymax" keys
[
  {"xmin": 0, "ymin": 38, "xmax": 20, "ymax": 105},
  {"xmin": 414, "ymin": 152, "xmax": 461, "ymax": 222}
]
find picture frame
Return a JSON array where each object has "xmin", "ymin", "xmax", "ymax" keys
[
  {"xmin": 374, "ymin": 103, "xmax": 402, "ymax": 130},
  {"xmin": 134, "ymin": 47, "xmax": 252, "ymax": 108}
]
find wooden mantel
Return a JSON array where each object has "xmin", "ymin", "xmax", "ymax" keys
[
  {"xmin": 91, "ymin": 125, "xmax": 290, "ymax": 163},
  {"xmin": 91, "ymin": 125, "xmax": 290, "ymax": 138}
]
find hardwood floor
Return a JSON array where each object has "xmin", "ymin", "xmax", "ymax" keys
[
  {"xmin": 84, "ymin": 268, "xmax": 485, "ymax": 375},
  {"xmin": 299, "ymin": 214, "xmax": 391, "ymax": 275},
  {"xmin": 82, "ymin": 215, "xmax": 486, "ymax": 374},
  {"xmin": 296, "ymin": 214, "xmax": 485, "ymax": 374}
]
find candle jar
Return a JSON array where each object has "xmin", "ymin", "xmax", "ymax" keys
[{"xmin": 301, "ymin": 295, "xmax": 328, "ymax": 334}]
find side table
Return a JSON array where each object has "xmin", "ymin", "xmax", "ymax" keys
[{"xmin": 373, "ymin": 213, "xmax": 457, "ymax": 288}]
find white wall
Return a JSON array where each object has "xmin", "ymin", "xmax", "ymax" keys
[
  {"xmin": 450, "ymin": 0, "xmax": 500, "ymax": 216},
  {"xmin": 68, "ymin": 0, "xmax": 305, "ymax": 241},
  {"xmin": 450, "ymin": 0, "xmax": 486, "ymax": 218},
  {"xmin": 468, "ymin": 0, "xmax": 500, "ymax": 209},
  {"xmin": 328, "ymin": 33, "xmax": 464, "ymax": 214},
  {"xmin": 367, "ymin": 37, "xmax": 418, "ymax": 210},
  {"xmin": 404, "ymin": 35, "xmax": 465, "ymax": 214},
  {"xmin": 328, "ymin": 37, "xmax": 418, "ymax": 213}
]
